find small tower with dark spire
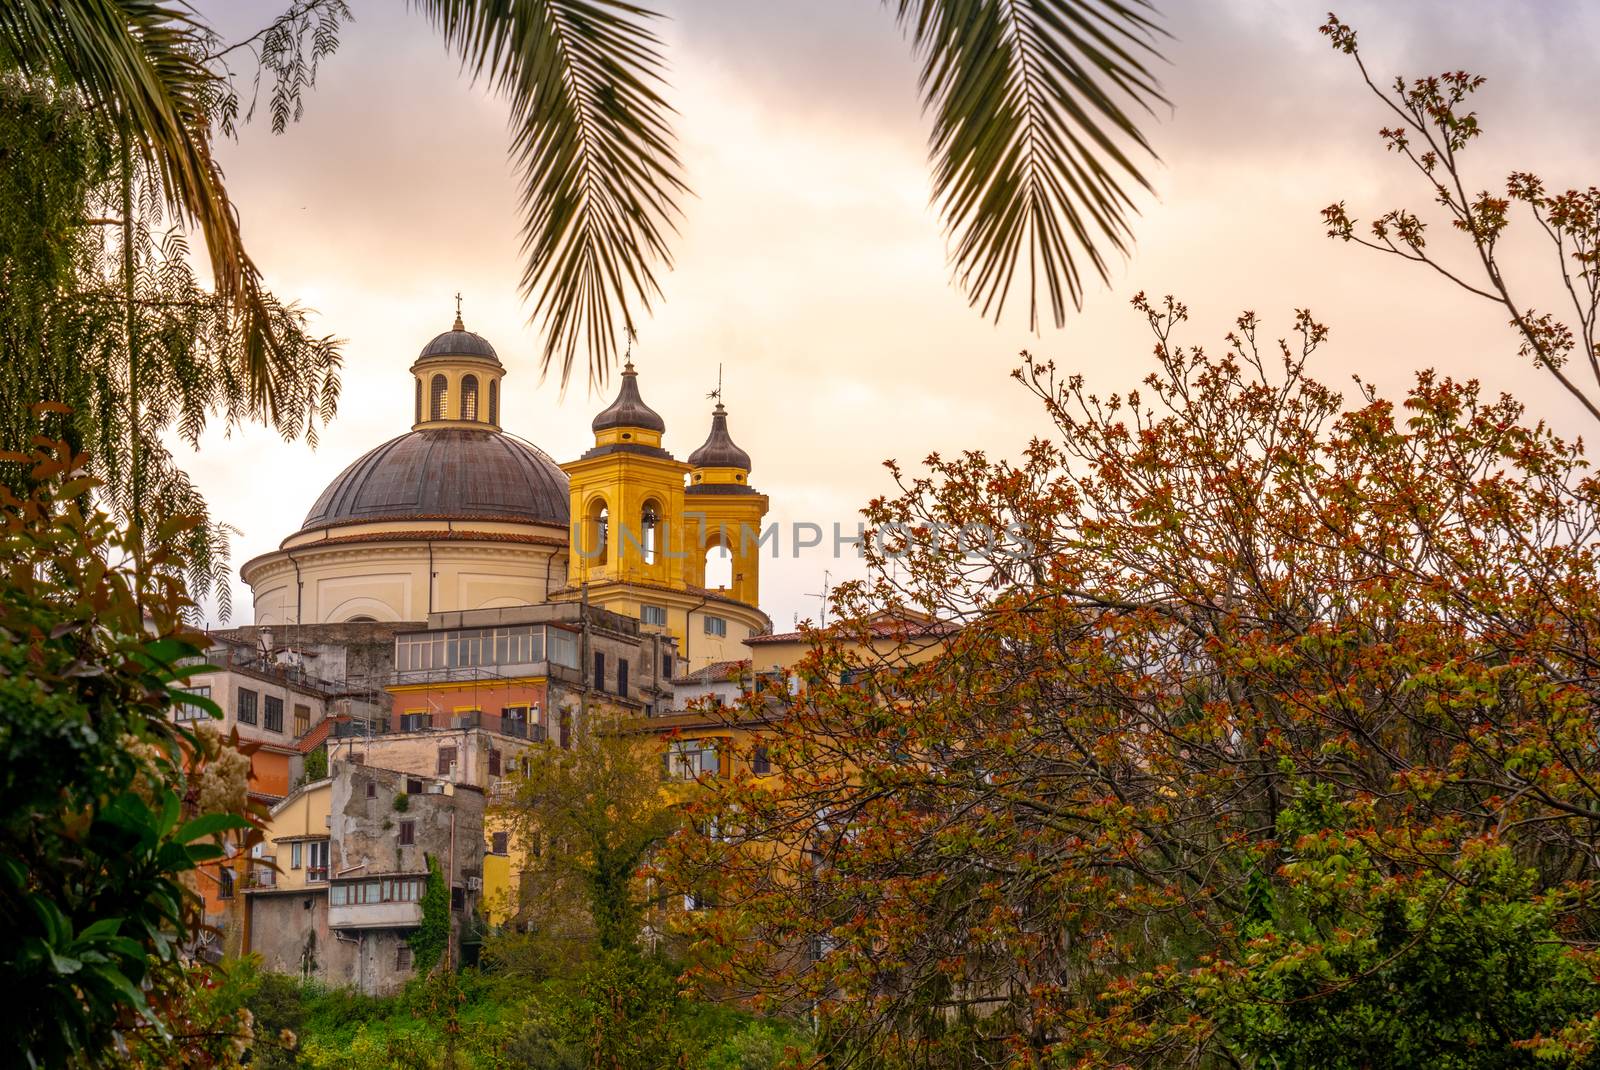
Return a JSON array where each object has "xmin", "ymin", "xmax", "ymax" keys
[{"xmin": 685, "ymin": 395, "xmax": 767, "ymax": 608}]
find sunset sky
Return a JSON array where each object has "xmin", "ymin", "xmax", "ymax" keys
[{"xmin": 184, "ymin": 0, "xmax": 1599, "ymax": 628}]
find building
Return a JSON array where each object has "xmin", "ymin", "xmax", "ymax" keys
[
  {"xmin": 243, "ymin": 761, "xmax": 485, "ymax": 994},
  {"xmin": 236, "ymin": 315, "xmax": 771, "ymax": 668}
]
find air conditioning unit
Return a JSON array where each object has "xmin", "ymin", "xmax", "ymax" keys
[
  {"xmin": 465, "ymin": 876, "xmax": 482, "ymax": 892},
  {"xmin": 426, "ymin": 782, "xmax": 446, "ymax": 795}
]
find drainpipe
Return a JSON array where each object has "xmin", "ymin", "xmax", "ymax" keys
[
  {"xmin": 684, "ymin": 591, "xmax": 712, "ymax": 670},
  {"xmin": 446, "ymin": 809, "xmax": 457, "ymax": 970},
  {"xmin": 286, "ymin": 549, "xmax": 304, "ymax": 626},
  {"xmin": 427, "ymin": 540, "xmax": 436, "ymax": 616}
]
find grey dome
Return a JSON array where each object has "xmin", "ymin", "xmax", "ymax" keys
[
  {"xmin": 592, "ymin": 362, "xmax": 666, "ymax": 434},
  {"xmin": 301, "ymin": 429, "xmax": 569, "ymax": 531},
  {"xmin": 687, "ymin": 403, "xmax": 752, "ymax": 470},
  {"xmin": 417, "ymin": 328, "xmax": 500, "ymax": 365}
]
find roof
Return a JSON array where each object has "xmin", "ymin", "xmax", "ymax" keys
[
  {"xmin": 293, "ymin": 717, "xmax": 335, "ymax": 753},
  {"xmin": 591, "ymin": 361, "xmax": 666, "ymax": 433},
  {"xmin": 671, "ymin": 659, "xmax": 751, "ymax": 686},
  {"xmin": 300, "ymin": 428, "xmax": 570, "ymax": 532},
  {"xmin": 415, "ymin": 318, "xmax": 500, "ymax": 365},
  {"xmin": 686, "ymin": 403, "xmax": 752, "ymax": 471},
  {"xmin": 746, "ymin": 611, "xmax": 960, "ymax": 646}
]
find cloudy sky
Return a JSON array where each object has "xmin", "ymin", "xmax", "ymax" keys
[{"xmin": 182, "ymin": 0, "xmax": 1599, "ymax": 628}]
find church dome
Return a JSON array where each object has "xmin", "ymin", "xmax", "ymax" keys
[
  {"xmin": 416, "ymin": 326, "xmax": 500, "ymax": 365},
  {"xmin": 300, "ymin": 428, "xmax": 569, "ymax": 532}
]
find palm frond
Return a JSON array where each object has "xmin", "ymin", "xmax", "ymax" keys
[
  {"xmin": 0, "ymin": 0, "xmax": 293, "ymax": 416},
  {"xmin": 895, "ymin": 0, "xmax": 1166, "ymax": 329},
  {"xmin": 415, "ymin": 0, "xmax": 684, "ymax": 389}
]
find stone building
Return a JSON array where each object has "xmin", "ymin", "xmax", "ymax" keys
[{"xmin": 244, "ymin": 760, "xmax": 484, "ymax": 995}]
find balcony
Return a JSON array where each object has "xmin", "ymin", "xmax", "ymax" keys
[{"xmin": 328, "ymin": 875, "xmax": 427, "ymax": 930}]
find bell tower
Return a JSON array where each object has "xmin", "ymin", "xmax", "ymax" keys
[
  {"xmin": 561, "ymin": 360, "xmax": 689, "ymax": 589},
  {"xmin": 684, "ymin": 400, "xmax": 767, "ymax": 608}
]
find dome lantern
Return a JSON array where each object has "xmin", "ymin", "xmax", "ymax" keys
[{"xmin": 410, "ymin": 298, "xmax": 505, "ymax": 430}]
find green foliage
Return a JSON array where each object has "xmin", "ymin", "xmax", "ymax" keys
[
  {"xmin": 216, "ymin": 957, "xmax": 808, "ymax": 1069},
  {"xmin": 411, "ymin": 854, "xmax": 450, "ymax": 975},
  {"xmin": 0, "ymin": 442, "xmax": 255, "ymax": 1066},
  {"xmin": 1191, "ymin": 790, "xmax": 1600, "ymax": 1070},
  {"xmin": 394, "ymin": 790, "xmax": 411, "ymax": 812},
  {"xmin": 302, "ymin": 745, "xmax": 329, "ymax": 785}
]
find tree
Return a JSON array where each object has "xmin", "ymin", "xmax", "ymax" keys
[
  {"xmin": 0, "ymin": 72, "xmax": 341, "ymax": 612},
  {"xmin": 1320, "ymin": 14, "xmax": 1600, "ymax": 424},
  {"xmin": 666, "ymin": 294, "xmax": 1600, "ymax": 1068},
  {"xmin": 5, "ymin": 0, "xmax": 1168, "ymax": 387},
  {"xmin": 0, "ymin": 438, "xmax": 260, "ymax": 1067},
  {"xmin": 498, "ymin": 711, "xmax": 681, "ymax": 956}
]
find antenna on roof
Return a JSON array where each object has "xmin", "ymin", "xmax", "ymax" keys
[{"xmin": 805, "ymin": 569, "xmax": 832, "ymax": 628}]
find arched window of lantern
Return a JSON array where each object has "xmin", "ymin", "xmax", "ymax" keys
[
  {"xmin": 641, "ymin": 499, "xmax": 662, "ymax": 565},
  {"xmin": 489, "ymin": 379, "xmax": 499, "ymax": 425},
  {"xmin": 414, "ymin": 379, "xmax": 422, "ymax": 424},
  {"xmin": 460, "ymin": 374, "xmax": 479, "ymax": 421},
  {"xmin": 429, "ymin": 374, "xmax": 448, "ymax": 420}
]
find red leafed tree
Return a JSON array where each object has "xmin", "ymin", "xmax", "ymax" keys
[{"xmin": 663, "ymin": 292, "xmax": 1600, "ymax": 1067}]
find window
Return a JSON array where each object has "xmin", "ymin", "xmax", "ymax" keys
[
  {"xmin": 703, "ymin": 615, "xmax": 727, "ymax": 637},
  {"xmin": 219, "ymin": 867, "xmax": 235, "ymax": 900},
  {"xmin": 559, "ymin": 712, "xmax": 571, "ymax": 750},
  {"xmin": 307, "ymin": 840, "xmax": 328, "ymax": 882},
  {"xmin": 586, "ymin": 499, "xmax": 609, "ymax": 561},
  {"xmin": 291, "ymin": 842, "xmax": 302, "ymax": 870},
  {"xmin": 331, "ymin": 876, "xmax": 424, "ymax": 905},
  {"xmin": 491, "ymin": 831, "xmax": 509, "ymax": 855},
  {"xmin": 752, "ymin": 745, "xmax": 772, "ymax": 776},
  {"xmin": 438, "ymin": 746, "xmax": 457, "ymax": 775},
  {"xmin": 237, "ymin": 688, "xmax": 258, "ymax": 725},
  {"xmin": 407, "ymin": 777, "xmax": 423, "ymax": 795},
  {"xmin": 683, "ymin": 891, "xmax": 707, "ymax": 911},
  {"xmin": 593, "ymin": 651, "xmax": 606, "ymax": 691},
  {"xmin": 175, "ymin": 685, "xmax": 211, "ymax": 722},
  {"xmin": 429, "ymin": 374, "xmax": 447, "ymax": 420},
  {"xmin": 414, "ymin": 379, "xmax": 422, "ymax": 424},
  {"xmin": 398, "ymin": 820, "xmax": 415, "ymax": 846},
  {"xmin": 396, "ymin": 945, "xmax": 413, "ymax": 971},
  {"xmin": 451, "ymin": 886, "xmax": 465, "ymax": 911},
  {"xmin": 366, "ymin": 781, "xmax": 377, "ymax": 799},
  {"xmin": 667, "ymin": 739, "xmax": 720, "ymax": 780},
  {"xmin": 617, "ymin": 658, "xmax": 629, "ymax": 697},
  {"xmin": 263, "ymin": 694, "xmax": 284, "ymax": 733},
  {"xmin": 641, "ymin": 604, "xmax": 667, "ymax": 627},
  {"xmin": 662, "ymin": 653, "xmax": 674, "ymax": 679},
  {"xmin": 549, "ymin": 629, "xmax": 579, "ymax": 669},
  {"xmin": 460, "ymin": 373, "xmax": 479, "ymax": 420},
  {"xmin": 488, "ymin": 379, "xmax": 499, "ymax": 424},
  {"xmin": 488, "ymin": 748, "xmax": 501, "ymax": 777},
  {"xmin": 294, "ymin": 703, "xmax": 311, "ymax": 737}
]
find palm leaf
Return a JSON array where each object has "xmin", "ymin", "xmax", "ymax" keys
[
  {"xmin": 0, "ymin": 0, "xmax": 297, "ymax": 418},
  {"xmin": 414, "ymin": 0, "xmax": 684, "ymax": 389},
  {"xmin": 895, "ymin": 0, "xmax": 1166, "ymax": 329}
]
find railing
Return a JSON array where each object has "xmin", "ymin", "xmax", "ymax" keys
[
  {"xmin": 306, "ymin": 866, "xmax": 328, "ymax": 884},
  {"xmin": 390, "ymin": 711, "xmax": 547, "ymax": 739}
]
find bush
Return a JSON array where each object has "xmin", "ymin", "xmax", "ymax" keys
[{"xmin": 0, "ymin": 443, "xmax": 255, "ymax": 1066}]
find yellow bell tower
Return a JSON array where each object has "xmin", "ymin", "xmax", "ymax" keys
[
  {"xmin": 558, "ymin": 363, "xmax": 772, "ymax": 669},
  {"xmin": 684, "ymin": 400, "xmax": 767, "ymax": 608},
  {"xmin": 562, "ymin": 359, "xmax": 689, "ymax": 589}
]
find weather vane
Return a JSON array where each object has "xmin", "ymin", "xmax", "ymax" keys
[{"xmin": 707, "ymin": 362, "xmax": 723, "ymax": 403}]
